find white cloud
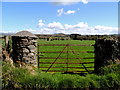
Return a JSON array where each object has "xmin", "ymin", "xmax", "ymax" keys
[
  {"xmin": 38, "ymin": 19, "xmax": 45, "ymax": 27},
  {"xmin": 73, "ymin": 22, "xmax": 88, "ymax": 28},
  {"xmin": 57, "ymin": 8, "xmax": 64, "ymax": 16},
  {"xmin": 93, "ymin": 25, "xmax": 118, "ymax": 35},
  {"xmin": 24, "ymin": 29, "xmax": 37, "ymax": 32},
  {"xmin": 47, "ymin": 22, "xmax": 64, "ymax": 29},
  {"xmin": 35, "ymin": 21, "xmax": 118, "ymax": 35},
  {"xmin": 53, "ymin": 0, "xmax": 88, "ymax": 5},
  {"xmin": 64, "ymin": 22, "xmax": 88, "ymax": 30},
  {"xmin": 29, "ymin": 25, "xmax": 117, "ymax": 34},
  {"xmin": 81, "ymin": 0, "xmax": 88, "ymax": 4},
  {"xmin": 64, "ymin": 10, "xmax": 76, "ymax": 15},
  {"xmin": 2, "ymin": 21, "xmax": 117, "ymax": 35},
  {"xmin": 57, "ymin": 8, "xmax": 78, "ymax": 16}
]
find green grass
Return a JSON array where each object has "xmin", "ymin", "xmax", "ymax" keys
[
  {"xmin": 2, "ymin": 61, "xmax": 120, "ymax": 89},
  {"xmin": 37, "ymin": 40, "xmax": 95, "ymax": 73}
]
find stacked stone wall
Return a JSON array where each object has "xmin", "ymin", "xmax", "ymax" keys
[
  {"xmin": 12, "ymin": 36, "xmax": 37, "ymax": 67},
  {"xmin": 94, "ymin": 39, "xmax": 120, "ymax": 74}
]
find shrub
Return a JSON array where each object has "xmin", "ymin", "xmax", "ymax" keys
[
  {"xmin": 2, "ymin": 62, "xmax": 14, "ymax": 88},
  {"xmin": 58, "ymin": 78, "xmax": 74, "ymax": 88},
  {"xmin": 36, "ymin": 73, "xmax": 56, "ymax": 88},
  {"xmin": 2, "ymin": 62, "xmax": 31, "ymax": 88},
  {"xmin": 57, "ymin": 74, "xmax": 76, "ymax": 88},
  {"xmin": 100, "ymin": 63, "xmax": 120, "ymax": 75},
  {"xmin": 98, "ymin": 75, "xmax": 110, "ymax": 88},
  {"xmin": 75, "ymin": 76, "xmax": 89, "ymax": 88},
  {"xmin": 19, "ymin": 72, "xmax": 57, "ymax": 88},
  {"xmin": 105, "ymin": 73, "xmax": 120, "ymax": 88},
  {"xmin": 86, "ymin": 74, "xmax": 100, "ymax": 88}
]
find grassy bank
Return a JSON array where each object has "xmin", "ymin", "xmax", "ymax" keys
[{"xmin": 2, "ymin": 61, "xmax": 120, "ymax": 89}]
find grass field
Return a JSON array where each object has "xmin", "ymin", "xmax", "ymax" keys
[{"xmin": 38, "ymin": 40, "xmax": 95, "ymax": 73}]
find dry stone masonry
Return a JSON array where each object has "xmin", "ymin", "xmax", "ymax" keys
[
  {"xmin": 12, "ymin": 31, "xmax": 38, "ymax": 67},
  {"xmin": 94, "ymin": 39, "xmax": 120, "ymax": 74}
]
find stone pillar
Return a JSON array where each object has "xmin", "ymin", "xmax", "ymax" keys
[
  {"xmin": 12, "ymin": 31, "xmax": 38, "ymax": 67},
  {"xmin": 94, "ymin": 39, "xmax": 120, "ymax": 74},
  {"xmin": 4, "ymin": 36, "xmax": 9, "ymax": 47}
]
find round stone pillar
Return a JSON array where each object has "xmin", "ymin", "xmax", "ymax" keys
[{"xmin": 12, "ymin": 31, "xmax": 38, "ymax": 67}]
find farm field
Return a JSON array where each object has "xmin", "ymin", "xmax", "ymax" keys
[{"xmin": 38, "ymin": 40, "xmax": 95, "ymax": 73}]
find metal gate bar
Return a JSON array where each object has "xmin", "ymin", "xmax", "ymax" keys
[{"xmin": 38, "ymin": 44, "xmax": 94, "ymax": 73}]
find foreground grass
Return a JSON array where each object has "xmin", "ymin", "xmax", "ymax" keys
[
  {"xmin": 38, "ymin": 40, "xmax": 95, "ymax": 73},
  {"xmin": 2, "ymin": 62, "xmax": 120, "ymax": 89}
]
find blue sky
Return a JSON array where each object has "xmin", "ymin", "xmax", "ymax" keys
[{"xmin": 1, "ymin": 2, "xmax": 118, "ymax": 35}]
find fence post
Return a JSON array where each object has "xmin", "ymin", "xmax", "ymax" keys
[
  {"xmin": 37, "ymin": 44, "xmax": 40, "ymax": 68},
  {"xmin": 4, "ymin": 36, "xmax": 9, "ymax": 48}
]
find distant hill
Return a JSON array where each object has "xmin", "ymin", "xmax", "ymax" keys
[{"xmin": 0, "ymin": 33, "xmax": 15, "ymax": 36}]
